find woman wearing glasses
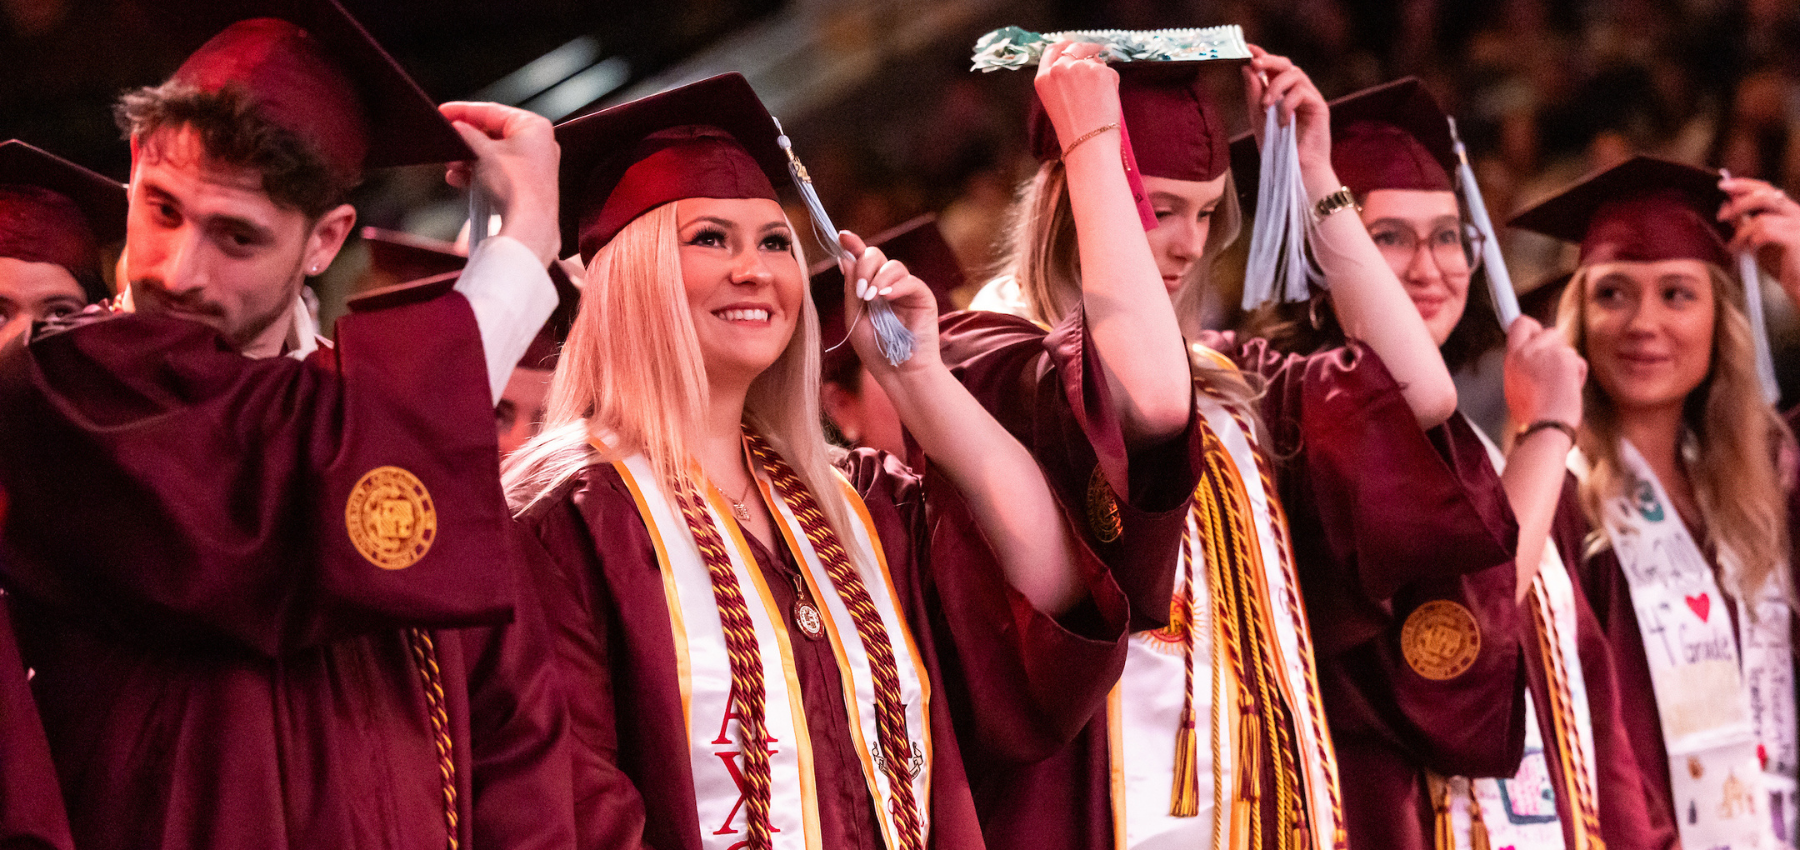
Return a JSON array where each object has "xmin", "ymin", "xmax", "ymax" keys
[{"xmin": 1247, "ymin": 78, "xmax": 1665, "ymax": 849}]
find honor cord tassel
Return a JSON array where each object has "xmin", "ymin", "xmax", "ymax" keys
[
  {"xmin": 773, "ymin": 117, "xmax": 915, "ymax": 366},
  {"xmin": 1242, "ymin": 107, "xmax": 1314, "ymax": 310},
  {"xmin": 1450, "ymin": 117, "xmax": 1521, "ymax": 328},
  {"xmin": 1721, "ymin": 168, "xmax": 1782, "ymax": 403}
]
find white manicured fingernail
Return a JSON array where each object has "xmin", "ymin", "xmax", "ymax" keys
[
  {"xmin": 855, "ymin": 279, "xmax": 868, "ymax": 299},
  {"xmin": 878, "ymin": 286, "xmax": 893, "ymax": 296}
]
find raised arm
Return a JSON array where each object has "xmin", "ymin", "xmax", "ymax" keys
[
  {"xmin": 1500, "ymin": 316, "xmax": 1587, "ymax": 601},
  {"xmin": 841, "ymin": 232, "xmax": 1084, "ymax": 614},
  {"xmin": 439, "ymin": 101, "xmax": 562, "ymax": 405},
  {"xmin": 1035, "ymin": 41, "xmax": 1193, "ymax": 447},
  {"xmin": 1245, "ymin": 47, "xmax": 1457, "ymax": 426}
]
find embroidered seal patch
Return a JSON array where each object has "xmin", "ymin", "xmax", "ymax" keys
[
  {"xmin": 1086, "ymin": 465, "xmax": 1123, "ymax": 544},
  {"xmin": 345, "ymin": 466, "xmax": 437, "ymax": 570},
  {"xmin": 1401, "ymin": 599, "xmax": 1481, "ymax": 680}
]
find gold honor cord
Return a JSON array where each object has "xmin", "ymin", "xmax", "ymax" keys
[
  {"xmin": 743, "ymin": 432, "xmax": 925, "ymax": 850},
  {"xmin": 674, "ymin": 480, "xmax": 777, "ymax": 850},
  {"xmin": 406, "ymin": 628, "xmax": 459, "ymax": 850},
  {"xmin": 1224, "ymin": 405, "xmax": 1345, "ymax": 850},
  {"xmin": 1192, "ymin": 420, "xmax": 1306, "ymax": 850},
  {"xmin": 1530, "ymin": 583, "xmax": 1605, "ymax": 850}
]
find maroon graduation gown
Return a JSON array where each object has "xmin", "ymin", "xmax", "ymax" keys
[
  {"xmin": 512, "ymin": 448, "xmax": 1130, "ymax": 850},
  {"xmin": 0, "ymin": 588, "xmax": 70, "ymax": 850},
  {"xmin": 937, "ymin": 310, "xmax": 1202, "ymax": 634},
  {"xmin": 0, "ymin": 287, "xmax": 573, "ymax": 850},
  {"xmin": 1245, "ymin": 341, "xmax": 1523, "ymax": 850},
  {"xmin": 938, "ymin": 312, "xmax": 1522, "ymax": 850}
]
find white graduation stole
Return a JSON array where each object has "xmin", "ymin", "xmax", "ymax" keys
[
  {"xmin": 1599, "ymin": 440, "xmax": 1796, "ymax": 849},
  {"xmin": 611, "ymin": 450, "xmax": 932, "ymax": 849},
  {"xmin": 1107, "ymin": 372, "xmax": 1344, "ymax": 850},
  {"xmin": 1451, "ymin": 419, "xmax": 1598, "ymax": 850}
]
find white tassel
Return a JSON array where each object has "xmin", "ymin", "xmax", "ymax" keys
[
  {"xmin": 1449, "ymin": 117, "xmax": 1520, "ymax": 329},
  {"xmin": 468, "ymin": 187, "xmax": 492, "ymax": 252},
  {"xmin": 1739, "ymin": 251, "xmax": 1782, "ymax": 404},
  {"xmin": 1722, "ymin": 169, "xmax": 1782, "ymax": 404},
  {"xmin": 773, "ymin": 117, "xmax": 915, "ymax": 366},
  {"xmin": 1241, "ymin": 107, "xmax": 1314, "ymax": 311}
]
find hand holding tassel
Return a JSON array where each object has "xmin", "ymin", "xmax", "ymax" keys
[{"xmin": 836, "ymin": 230, "xmax": 941, "ymax": 375}]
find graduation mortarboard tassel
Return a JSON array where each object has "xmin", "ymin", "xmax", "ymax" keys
[
  {"xmin": 1721, "ymin": 169, "xmax": 1781, "ymax": 404},
  {"xmin": 1450, "ymin": 118, "xmax": 1521, "ymax": 328},
  {"xmin": 1242, "ymin": 104, "xmax": 1315, "ymax": 310},
  {"xmin": 771, "ymin": 117, "xmax": 913, "ymax": 367}
]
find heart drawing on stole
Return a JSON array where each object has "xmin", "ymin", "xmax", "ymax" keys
[{"xmin": 1686, "ymin": 594, "xmax": 1711, "ymax": 622}]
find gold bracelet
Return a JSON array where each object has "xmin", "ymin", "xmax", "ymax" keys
[
  {"xmin": 1515, "ymin": 419, "xmax": 1578, "ymax": 445},
  {"xmin": 1060, "ymin": 122, "xmax": 1120, "ymax": 159},
  {"xmin": 1312, "ymin": 186, "xmax": 1358, "ymax": 223}
]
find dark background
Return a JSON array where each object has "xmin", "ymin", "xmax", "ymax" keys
[{"xmin": 7, "ymin": 0, "xmax": 1800, "ymax": 375}]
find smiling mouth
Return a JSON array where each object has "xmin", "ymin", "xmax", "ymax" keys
[{"xmin": 715, "ymin": 308, "xmax": 771, "ymax": 323}]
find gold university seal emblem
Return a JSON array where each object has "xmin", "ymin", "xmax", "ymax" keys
[
  {"xmin": 1086, "ymin": 465, "xmax": 1123, "ymax": 544},
  {"xmin": 345, "ymin": 466, "xmax": 437, "ymax": 570},
  {"xmin": 1400, "ymin": 599, "xmax": 1480, "ymax": 680}
]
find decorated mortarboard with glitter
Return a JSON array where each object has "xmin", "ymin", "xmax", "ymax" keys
[
  {"xmin": 1512, "ymin": 156, "xmax": 1780, "ymax": 401},
  {"xmin": 145, "ymin": 0, "xmax": 472, "ymax": 185},
  {"xmin": 557, "ymin": 72, "xmax": 916, "ymax": 364},
  {"xmin": 0, "ymin": 140, "xmax": 127, "ymax": 303}
]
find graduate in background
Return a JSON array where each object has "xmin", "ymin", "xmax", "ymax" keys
[
  {"xmin": 0, "ymin": 140, "xmax": 124, "ymax": 348},
  {"xmin": 809, "ymin": 214, "xmax": 962, "ymax": 456},
  {"xmin": 0, "ymin": 138, "xmax": 121, "ymax": 850},
  {"xmin": 0, "ymin": 1, "xmax": 573, "ymax": 847},
  {"xmin": 504, "ymin": 72, "xmax": 1133, "ymax": 850},
  {"xmin": 1514, "ymin": 157, "xmax": 1800, "ymax": 850},
  {"xmin": 359, "ymin": 226, "xmax": 583, "ymax": 457},
  {"xmin": 948, "ymin": 38, "xmax": 1517, "ymax": 850},
  {"xmin": 1251, "ymin": 77, "xmax": 1663, "ymax": 850}
]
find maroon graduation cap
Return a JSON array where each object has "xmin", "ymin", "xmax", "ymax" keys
[
  {"xmin": 1327, "ymin": 77, "xmax": 1457, "ymax": 196},
  {"xmin": 1027, "ymin": 63, "xmax": 1235, "ymax": 182},
  {"xmin": 358, "ymin": 224, "xmax": 581, "ymax": 369},
  {"xmin": 555, "ymin": 73, "xmax": 792, "ymax": 264},
  {"xmin": 1508, "ymin": 156, "xmax": 1730, "ymax": 268},
  {"xmin": 0, "ymin": 139, "xmax": 128, "ymax": 302},
  {"xmin": 145, "ymin": 0, "xmax": 472, "ymax": 184},
  {"xmin": 360, "ymin": 226, "xmax": 467, "ymax": 286}
]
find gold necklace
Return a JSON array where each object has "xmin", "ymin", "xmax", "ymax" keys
[{"xmin": 715, "ymin": 478, "xmax": 755, "ymax": 523}]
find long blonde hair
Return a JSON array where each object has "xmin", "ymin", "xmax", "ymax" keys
[
  {"xmin": 504, "ymin": 201, "xmax": 862, "ymax": 554},
  {"xmin": 983, "ymin": 159, "xmax": 1262, "ymax": 411},
  {"xmin": 1558, "ymin": 262, "xmax": 1795, "ymax": 600}
]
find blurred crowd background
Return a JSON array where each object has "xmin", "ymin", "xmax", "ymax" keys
[{"xmin": 6, "ymin": 0, "xmax": 1800, "ymax": 383}]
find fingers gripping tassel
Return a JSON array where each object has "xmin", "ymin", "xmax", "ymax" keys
[{"xmin": 1242, "ymin": 107, "xmax": 1317, "ymax": 310}]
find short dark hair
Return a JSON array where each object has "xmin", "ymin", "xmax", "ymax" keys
[{"xmin": 114, "ymin": 81, "xmax": 356, "ymax": 218}]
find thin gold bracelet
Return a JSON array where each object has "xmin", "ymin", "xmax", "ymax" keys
[{"xmin": 1060, "ymin": 122, "xmax": 1120, "ymax": 159}]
